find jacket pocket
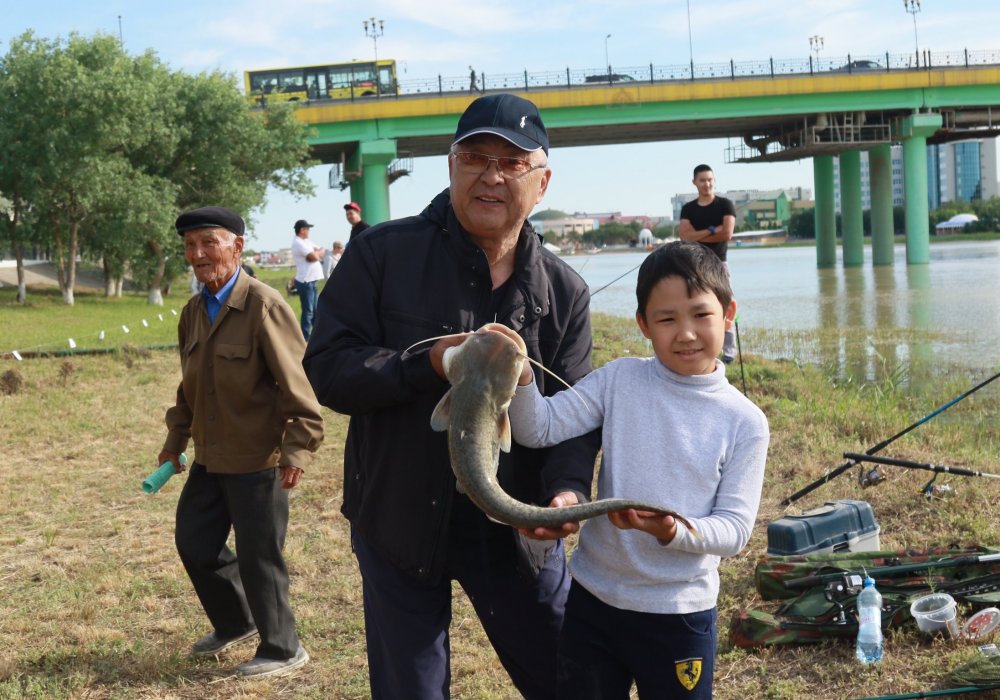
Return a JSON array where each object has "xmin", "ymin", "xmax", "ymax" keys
[{"xmin": 215, "ymin": 343, "xmax": 251, "ymax": 360}]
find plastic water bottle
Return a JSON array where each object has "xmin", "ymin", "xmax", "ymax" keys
[{"xmin": 855, "ymin": 576, "xmax": 884, "ymax": 665}]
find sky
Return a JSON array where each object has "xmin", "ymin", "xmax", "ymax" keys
[{"xmin": 4, "ymin": 0, "xmax": 998, "ymax": 252}]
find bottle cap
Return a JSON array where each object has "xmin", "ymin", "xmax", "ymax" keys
[
  {"xmin": 863, "ymin": 576, "xmax": 875, "ymax": 587},
  {"xmin": 963, "ymin": 608, "xmax": 1000, "ymax": 641}
]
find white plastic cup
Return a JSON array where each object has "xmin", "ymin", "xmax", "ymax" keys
[{"xmin": 910, "ymin": 593, "xmax": 959, "ymax": 638}]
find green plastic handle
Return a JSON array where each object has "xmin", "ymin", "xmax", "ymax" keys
[{"xmin": 142, "ymin": 453, "xmax": 188, "ymax": 494}]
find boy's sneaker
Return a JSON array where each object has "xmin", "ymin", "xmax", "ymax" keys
[
  {"xmin": 236, "ymin": 644, "xmax": 309, "ymax": 678},
  {"xmin": 191, "ymin": 628, "xmax": 259, "ymax": 657}
]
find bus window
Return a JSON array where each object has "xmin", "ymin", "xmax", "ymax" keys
[
  {"xmin": 379, "ymin": 65, "xmax": 395, "ymax": 93},
  {"xmin": 279, "ymin": 71, "xmax": 305, "ymax": 92}
]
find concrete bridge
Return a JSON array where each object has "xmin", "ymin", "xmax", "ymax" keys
[{"xmin": 289, "ymin": 52, "xmax": 1000, "ymax": 266}]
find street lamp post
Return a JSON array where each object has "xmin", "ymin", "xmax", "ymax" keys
[
  {"xmin": 363, "ymin": 17, "xmax": 385, "ymax": 94},
  {"xmin": 903, "ymin": 0, "xmax": 921, "ymax": 67},
  {"xmin": 605, "ymin": 33, "xmax": 612, "ymax": 78},
  {"xmin": 809, "ymin": 35, "xmax": 823, "ymax": 71}
]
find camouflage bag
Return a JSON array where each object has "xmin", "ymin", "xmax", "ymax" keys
[
  {"xmin": 730, "ymin": 545, "xmax": 1000, "ymax": 648},
  {"xmin": 755, "ymin": 545, "xmax": 1000, "ymax": 600}
]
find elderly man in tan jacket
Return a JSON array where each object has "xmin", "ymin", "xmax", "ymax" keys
[{"xmin": 159, "ymin": 206, "xmax": 324, "ymax": 679}]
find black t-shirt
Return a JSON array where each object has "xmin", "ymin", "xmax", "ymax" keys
[
  {"xmin": 680, "ymin": 196, "xmax": 736, "ymax": 261},
  {"xmin": 348, "ymin": 220, "xmax": 370, "ymax": 243}
]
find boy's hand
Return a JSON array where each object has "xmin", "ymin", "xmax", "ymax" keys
[
  {"xmin": 480, "ymin": 324, "xmax": 532, "ymax": 385},
  {"xmin": 608, "ymin": 509, "xmax": 677, "ymax": 543},
  {"xmin": 517, "ymin": 491, "xmax": 581, "ymax": 540}
]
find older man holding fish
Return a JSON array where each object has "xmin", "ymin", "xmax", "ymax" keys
[{"xmin": 303, "ymin": 93, "xmax": 600, "ymax": 700}]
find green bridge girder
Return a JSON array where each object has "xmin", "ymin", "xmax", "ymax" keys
[{"xmin": 293, "ymin": 66, "xmax": 1000, "ymax": 267}]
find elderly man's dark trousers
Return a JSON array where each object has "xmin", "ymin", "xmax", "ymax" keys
[
  {"xmin": 353, "ymin": 522, "xmax": 569, "ymax": 700},
  {"xmin": 175, "ymin": 464, "xmax": 299, "ymax": 660}
]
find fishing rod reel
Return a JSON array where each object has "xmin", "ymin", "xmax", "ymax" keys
[
  {"xmin": 823, "ymin": 572, "xmax": 866, "ymax": 624},
  {"xmin": 858, "ymin": 463, "xmax": 886, "ymax": 488},
  {"xmin": 920, "ymin": 471, "xmax": 955, "ymax": 499}
]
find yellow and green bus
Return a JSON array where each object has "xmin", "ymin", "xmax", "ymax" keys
[{"xmin": 245, "ymin": 59, "xmax": 398, "ymax": 103}]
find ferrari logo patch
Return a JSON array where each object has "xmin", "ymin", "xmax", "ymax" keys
[{"xmin": 675, "ymin": 658, "xmax": 702, "ymax": 691}]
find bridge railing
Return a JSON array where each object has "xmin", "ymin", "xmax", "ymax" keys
[{"xmin": 339, "ymin": 49, "xmax": 1000, "ymax": 101}]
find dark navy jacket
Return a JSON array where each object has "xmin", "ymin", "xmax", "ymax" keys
[{"xmin": 303, "ymin": 189, "xmax": 600, "ymax": 583}]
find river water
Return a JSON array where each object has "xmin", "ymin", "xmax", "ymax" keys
[{"xmin": 563, "ymin": 240, "xmax": 1000, "ymax": 382}]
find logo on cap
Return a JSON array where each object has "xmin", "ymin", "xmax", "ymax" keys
[{"xmin": 520, "ymin": 116, "xmax": 526, "ymax": 128}]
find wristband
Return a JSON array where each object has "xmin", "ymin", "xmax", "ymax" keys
[{"xmin": 708, "ymin": 225, "xmax": 716, "ymax": 235}]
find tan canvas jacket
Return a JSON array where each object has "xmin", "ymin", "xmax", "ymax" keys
[{"xmin": 163, "ymin": 270, "xmax": 324, "ymax": 473}]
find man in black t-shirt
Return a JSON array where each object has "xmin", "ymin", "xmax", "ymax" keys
[{"xmin": 679, "ymin": 164, "xmax": 738, "ymax": 363}]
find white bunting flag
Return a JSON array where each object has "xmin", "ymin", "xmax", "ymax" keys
[
  {"xmin": 158, "ymin": 314, "xmax": 163, "ymax": 321},
  {"xmin": 12, "ymin": 350, "xmax": 22, "ymax": 361},
  {"xmin": 142, "ymin": 319, "xmax": 149, "ymax": 328},
  {"xmin": 68, "ymin": 338, "xmax": 77, "ymax": 349},
  {"xmin": 122, "ymin": 325, "xmax": 130, "ymax": 334},
  {"xmin": 99, "ymin": 330, "xmax": 105, "ymax": 340}
]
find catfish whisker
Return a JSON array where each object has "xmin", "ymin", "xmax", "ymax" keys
[
  {"xmin": 402, "ymin": 333, "xmax": 468, "ymax": 359},
  {"xmin": 519, "ymin": 353, "xmax": 593, "ymax": 415}
]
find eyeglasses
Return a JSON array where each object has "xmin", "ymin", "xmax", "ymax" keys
[{"xmin": 451, "ymin": 150, "xmax": 547, "ymax": 179}]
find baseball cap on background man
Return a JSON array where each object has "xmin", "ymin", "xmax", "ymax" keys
[
  {"xmin": 344, "ymin": 202, "xmax": 362, "ymax": 214},
  {"xmin": 294, "ymin": 219, "xmax": 313, "ymax": 231},
  {"xmin": 175, "ymin": 206, "xmax": 245, "ymax": 237},
  {"xmin": 452, "ymin": 93, "xmax": 549, "ymax": 154}
]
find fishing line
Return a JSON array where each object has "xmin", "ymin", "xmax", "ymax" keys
[{"xmin": 588, "ymin": 262, "xmax": 644, "ymax": 297}]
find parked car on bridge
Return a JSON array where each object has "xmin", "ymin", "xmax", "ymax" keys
[
  {"xmin": 832, "ymin": 60, "xmax": 882, "ymax": 72},
  {"xmin": 584, "ymin": 73, "xmax": 635, "ymax": 84}
]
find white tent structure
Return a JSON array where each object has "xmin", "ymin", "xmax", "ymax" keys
[{"xmin": 935, "ymin": 213, "xmax": 978, "ymax": 234}]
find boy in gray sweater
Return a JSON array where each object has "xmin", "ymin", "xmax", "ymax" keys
[{"xmin": 507, "ymin": 240, "xmax": 769, "ymax": 699}]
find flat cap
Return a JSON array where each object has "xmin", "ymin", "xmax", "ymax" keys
[
  {"xmin": 175, "ymin": 206, "xmax": 245, "ymax": 236},
  {"xmin": 453, "ymin": 93, "xmax": 549, "ymax": 154}
]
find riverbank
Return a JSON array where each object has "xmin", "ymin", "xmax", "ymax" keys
[{"xmin": 2, "ymin": 314, "xmax": 998, "ymax": 698}]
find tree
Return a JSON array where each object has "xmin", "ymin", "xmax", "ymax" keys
[
  {"xmin": 134, "ymin": 70, "xmax": 315, "ymax": 304},
  {"xmin": 0, "ymin": 31, "xmax": 316, "ymax": 305},
  {"xmin": 531, "ymin": 208, "xmax": 570, "ymax": 220}
]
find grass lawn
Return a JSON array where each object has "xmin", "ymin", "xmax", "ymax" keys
[{"xmin": 2, "ymin": 309, "xmax": 1000, "ymax": 698}]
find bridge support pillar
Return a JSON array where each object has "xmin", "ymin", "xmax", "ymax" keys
[
  {"xmin": 868, "ymin": 144, "xmax": 895, "ymax": 266},
  {"xmin": 895, "ymin": 113, "xmax": 942, "ymax": 265},
  {"xmin": 839, "ymin": 150, "xmax": 864, "ymax": 266},
  {"xmin": 347, "ymin": 139, "xmax": 398, "ymax": 226},
  {"xmin": 813, "ymin": 155, "xmax": 837, "ymax": 268}
]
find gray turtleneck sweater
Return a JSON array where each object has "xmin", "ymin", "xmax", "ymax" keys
[{"xmin": 509, "ymin": 356, "xmax": 769, "ymax": 614}]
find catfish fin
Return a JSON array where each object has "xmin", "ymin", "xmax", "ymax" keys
[
  {"xmin": 498, "ymin": 413, "xmax": 512, "ymax": 453},
  {"xmin": 430, "ymin": 390, "xmax": 453, "ymax": 432}
]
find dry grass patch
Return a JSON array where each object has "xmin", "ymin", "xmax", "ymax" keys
[{"xmin": 2, "ymin": 316, "xmax": 1000, "ymax": 698}]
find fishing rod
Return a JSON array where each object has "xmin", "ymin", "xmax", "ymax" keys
[
  {"xmin": 843, "ymin": 452, "xmax": 1000, "ymax": 496},
  {"xmin": 734, "ymin": 317, "xmax": 747, "ymax": 395},
  {"xmin": 781, "ymin": 367, "xmax": 1000, "ymax": 506},
  {"xmin": 857, "ymin": 684, "xmax": 1000, "ymax": 700},
  {"xmin": 783, "ymin": 551, "xmax": 1000, "ymax": 590}
]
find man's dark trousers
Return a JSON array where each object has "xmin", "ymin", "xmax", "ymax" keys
[
  {"xmin": 352, "ymin": 518, "xmax": 570, "ymax": 700},
  {"xmin": 175, "ymin": 464, "xmax": 300, "ymax": 659}
]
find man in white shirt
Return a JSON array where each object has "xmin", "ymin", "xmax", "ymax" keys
[{"xmin": 291, "ymin": 219, "xmax": 325, "ymax": 340}]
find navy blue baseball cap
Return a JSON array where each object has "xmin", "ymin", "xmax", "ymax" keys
[
  {"xmin": 452, "ymin": 93, "xmax": 549, "ymax": 154},
  {"xmin": 175, "ymin": 206, "xmax": 245, "ymax": 236}
]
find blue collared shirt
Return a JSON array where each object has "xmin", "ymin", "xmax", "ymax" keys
[{"xmin": 202, "ymin": 266, "xmax": 240, "ymax": 325}]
